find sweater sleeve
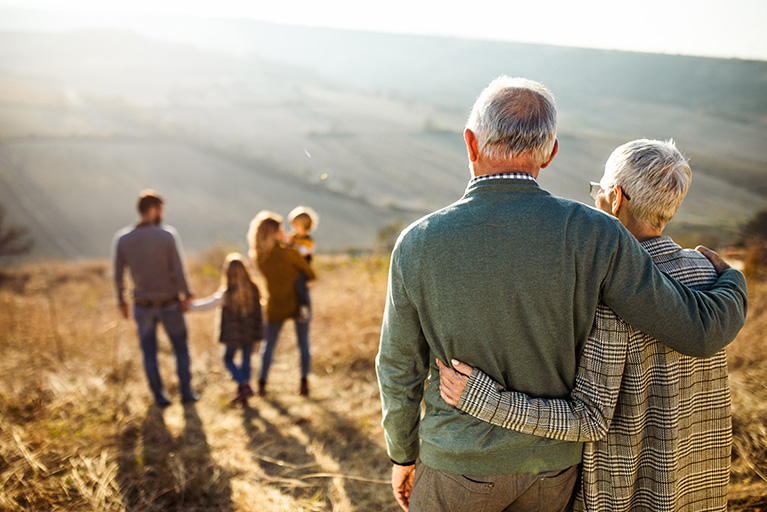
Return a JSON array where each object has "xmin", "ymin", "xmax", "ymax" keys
[
  {"xmin": 456, "ymin": 305, "xmax": 628, "ymax": 441},
  {"xmin": 112, "ymin": 232, "xmax": 127, "ymax": 306},
  {"xmin": 375, "ymin": 244, "xmax": 430, "ymax": 465},
  {"xmin": 188, "ymin": 291, "xmax": 224, "ymax": 312},
  {"xmin": 600, "ymin": 229, "xmax": 747, "ymax": 357}
]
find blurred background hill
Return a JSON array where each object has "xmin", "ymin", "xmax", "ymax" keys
[{"xmin": 0, "ymin": 8, "xmax": 766, "ymax": 259}]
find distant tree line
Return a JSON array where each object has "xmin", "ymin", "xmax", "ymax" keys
[
  {"xmin": 740, "ymin": 209, "xmax": 767, "ymax": 281},
  {"xmin": 0, "ymin": 205, "xmax": 33, "ymax": 258},
  {"xmin": 376, "ymin": 220, "xmax": 404, "ymax": 254},
  {"xmin": 740, "ymin": 209, "xmax": 767, "ymax": 244}
]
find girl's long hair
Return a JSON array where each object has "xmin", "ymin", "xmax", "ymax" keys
[
  {"xmin": 247, "ymin": 210, "xmax": 283, "ymax": 267},
  {"xmin": 221, "ymin": 253, "xmax": 259, "ymax": 316}
]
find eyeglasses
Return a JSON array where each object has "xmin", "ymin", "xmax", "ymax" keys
[{"xmin": 589, "ymin": 182, "xmax": 631, "ymax": 201}]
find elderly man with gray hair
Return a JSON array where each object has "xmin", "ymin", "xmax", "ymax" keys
[
  {"xmin": 439, "ymin": 139, "xmax": 733, "ymax": 511},
  {"xmin": 376, "ymin": 76, "xmax": 747, "ymax": 512}
]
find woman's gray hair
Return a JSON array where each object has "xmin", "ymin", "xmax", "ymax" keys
[
  {"xmin": 466, "ymin": 76, "xmax": 557, "ymax": 166},
  {"xmin": 601, "ymin": 139, "xmax": 691, "ymax": 230}
]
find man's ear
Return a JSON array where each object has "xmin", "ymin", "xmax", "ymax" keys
[
  {"xmin": 464, "ymin": 128, "xmax": 479, "ymax": 163},
  {"xmin": 540, "ymin": 139, "xmax": 559, "ymax": 169}
]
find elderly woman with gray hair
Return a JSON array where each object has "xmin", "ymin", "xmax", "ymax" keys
[{"xmin": 439, "ymin": 139, "xmax": 732, "ymax": 512}]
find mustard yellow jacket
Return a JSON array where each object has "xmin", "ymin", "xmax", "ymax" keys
[{"xmin": 258, "ymin": 243, "xmax": 315, "ymax": 323}]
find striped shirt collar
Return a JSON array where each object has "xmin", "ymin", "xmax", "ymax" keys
[{"xmin": 469, "ymin": 172, "xmax": 537, "ymax": 185}]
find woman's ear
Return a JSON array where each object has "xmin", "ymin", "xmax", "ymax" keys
[{"xmin": 612, "ymin": 186, "xmax": 627, "ymax": 216}]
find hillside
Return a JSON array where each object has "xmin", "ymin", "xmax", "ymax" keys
[
  {"xmin": 0, "ymin": 12, "xmax": 766, "ymax": 259},
  {"xmin": 0, "ymin": 255, "xmax": 765, "ymax": 510}
]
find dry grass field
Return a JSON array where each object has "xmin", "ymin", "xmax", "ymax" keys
[{"xmin": 0, "ymin": 252, "xmax": 765, "ymax": 511}]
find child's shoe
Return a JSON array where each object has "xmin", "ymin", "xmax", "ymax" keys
[{"xmin": 231, "ymin": 383, "xmax": 245, "ymax": 404}]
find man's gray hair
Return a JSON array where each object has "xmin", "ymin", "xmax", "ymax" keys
[
  {"xmin": 466, "ymin": 76, "xmax": 557, "ymax": 166},
  {"xmin": 601, "ymin": 139, "xmax": 691, "ymax": 230}
]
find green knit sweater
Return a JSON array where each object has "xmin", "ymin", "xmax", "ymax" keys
[{"xmin": 376, "ymin": 178, "xmax": 747, "ymax": 476}]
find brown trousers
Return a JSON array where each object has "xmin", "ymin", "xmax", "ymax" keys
[{"xmin": 409, "ymin": 460, "xmax": 578, "ymax": 512}]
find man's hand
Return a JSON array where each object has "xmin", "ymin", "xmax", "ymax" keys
[
  {"xmin": 118, "ymin": 304, "xmax": 129, "ymax": 319},
  {"xmin": 392, "ymin": 463, "xmax": 415, "ymax": 511},
  {"xmin": 436, "ymin": 359, "xmax": 473, "ymax": 406},
  {"xmin": 180, "ymin": 297, "xmax": 192, "ymax": 313},
  {"xmin": 696, "ymin": 246, "xmax": 731, "ymax": 274}
]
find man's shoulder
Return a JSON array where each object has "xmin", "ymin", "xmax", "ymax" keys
[
  {"xmin": 494, "ymin": 185, "xmax": 622, "ymax": 230},
  {"xmin": 116, "ymin": 224, "xmax": 178, "ymax": 245},
  {"xmin": 159, "ymin": 224, "xmax": 181, "ymax": 238},
  {"xmin": 114, "ymin": 225, "xmax": 134, "ymax": 240},
  {"xmin": 549, "ymin": 194, "xmax": 617, "ymax": 220},
  {"xmin": 535, "ymin": 194, "xmax": 628, "ymax": 244},
  {"xmin": 396, "ymin": 203, "xmax": 459, "ymax": 246}
]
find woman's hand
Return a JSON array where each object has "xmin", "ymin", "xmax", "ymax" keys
[{"xmin": 436, "ymin": 358, "xmax": 474, "ymax": 406}]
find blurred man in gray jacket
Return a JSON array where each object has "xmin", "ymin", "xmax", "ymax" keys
[{"xmin": 113, "ymin": 189, "xmax": 198, "ymax": 406}]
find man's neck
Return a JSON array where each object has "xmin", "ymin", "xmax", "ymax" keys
[
  {"xmin": 471, "ymin": 160, "xmax": 541, "ymax": 179},
  {"xmin": 137, "ymin": 216, "xmax": 158, "ymax": 227}
]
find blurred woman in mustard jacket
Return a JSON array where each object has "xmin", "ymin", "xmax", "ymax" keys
[{"xmin": 248, "ymin": 210, "xmax": 316, "ymax": 397}]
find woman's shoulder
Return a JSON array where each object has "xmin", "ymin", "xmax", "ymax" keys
[{"xmin": 276, "ymin": 243, "xmax": 304, "ymax": 259}]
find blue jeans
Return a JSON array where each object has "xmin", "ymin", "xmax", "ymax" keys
[
  {"xmin": 296, "ymin": 272, "xmax": 311, "ymax": 308},
  {"xmin": 258, "ymin": 319, "xmax": 310, "ymax": 383},
  {"xmin": 133, "ymin": 303, "xmax": 194, "ymax": 401},
  {"xmin": 224, "ymin": 343, "xmax": 254, "ymax": 384}
]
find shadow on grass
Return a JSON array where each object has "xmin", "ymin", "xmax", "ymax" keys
[
  {"xmin": 243, "ymin": 396, "xmax": 396, "ymax": 511},
  {"xmin": 241, "ymin": 404, "xmax": 326, "ymax": 505},
  {"xmin": 115, "ymin": 404, "xmax": 233, "ymax": 511}
]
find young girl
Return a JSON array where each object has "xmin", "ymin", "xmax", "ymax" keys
[
  {"xmin": 190, "ymin": 253, "xmax": 264, "ymax": 404},
  {"xmin": 248, "ymin": 210, "xmax": 316, "ymax": 397}
]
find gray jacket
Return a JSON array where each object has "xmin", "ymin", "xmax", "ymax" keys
[{"xmin": 112, "ymin": 223, "xmax": 191, "ymax": 305}]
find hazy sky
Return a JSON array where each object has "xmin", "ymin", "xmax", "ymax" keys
[{"xmin": 1, "ymin": 0, "xmax": 766, "ymax": 61}]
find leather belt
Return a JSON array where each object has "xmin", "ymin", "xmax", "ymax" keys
[{"xmin": 134, "ymin": 297, "xmax": 179, "ymax": 308}]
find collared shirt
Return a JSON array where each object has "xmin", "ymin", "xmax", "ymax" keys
[
  {"xmin": 458, "ymin": 236, "xmax": 730, "ymax": 511},
  {"xmin": 469, "ymin": 172, "xmax": 537, "ymax": 186}
]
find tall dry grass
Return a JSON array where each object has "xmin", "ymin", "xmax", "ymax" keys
[
  {"xmin": 726, "ymin": 272, "xmax": 767, "ymax": 511},
  {"xmin": 0, "ymin": 254, "xmax": 395, "ymax": 511},
  {"xmin": 0, "ymin": 252, "xmax": 765, "ymax": 510}
]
